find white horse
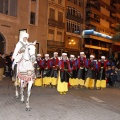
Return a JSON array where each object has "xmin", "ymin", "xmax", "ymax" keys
[{"xmin": 15, "ymin": 41, "xmax": 36, "ymax": 111}]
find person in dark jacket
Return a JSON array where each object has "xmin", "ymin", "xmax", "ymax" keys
[{"xmin": 0, "ymin": 52, "xmax": 5, "ymax": 81}]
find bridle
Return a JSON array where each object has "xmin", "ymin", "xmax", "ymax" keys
[{"xmin": 22, "ymin": 44, "xmax": 36, "ymax": 62}]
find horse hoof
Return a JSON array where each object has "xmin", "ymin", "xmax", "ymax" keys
[
  {"xmin": 21, "ymin": 101, "xmax": 25, "ymax": 103},
  {"xmin": 26, "ymin": 108, "xmax": 31, "ymax": 111},
  {"xmin": 15, "ymin": 96, "xmax": 19, "ymax": 99}
]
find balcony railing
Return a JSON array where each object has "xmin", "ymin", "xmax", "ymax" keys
[
  {"xmin": 66, "ymin": 13, "xmax": 83, "ymax": 23},
  {"xmin": 48, "ymin": 19, "xmax": 65, "ymax": 29},
  {"xmin": 47, "ymin": 40, "xmax": 64, "ymax": 47}
]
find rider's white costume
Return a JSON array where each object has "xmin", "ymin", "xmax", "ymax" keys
[{"xmin": 12, "ymin": 33, "xmax": 29, "ymax": 70}]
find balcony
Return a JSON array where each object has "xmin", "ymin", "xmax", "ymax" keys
[
  {"xmin": 112, "ymin": 0, "xmax": 120, "ymax": 8},
  {"xmin": 48, "ymin": 19, "xmax": 65, "ymax": 29},
  {"xmin": 66, "ymin": 13, "xmax": 83, "ymax": 23},
  {"xmin": 86, "ymin": 3, "xmax": 100, "ymax": 11},
  {"xmin": 47, "ymin": 40, "xmax": 64, "ymax": 48},
  {"xmin": 99, "ymin": 0, "xmax": 116, "ymax": 12},
  {"xmin": 86, "ymin": 16, "xmax": 100, "ymax": 24},
  {"xmin": 109, "ymin": 25, "xmax": 115, "ymax": 31}
]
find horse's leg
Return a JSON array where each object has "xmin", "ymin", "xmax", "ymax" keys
[
  {"xmin": 15, "ymin": 85, "xmax": 19, "ymax": 98},
  {"xmin": 15, "ymin": 77, "xmax": 19, "ymax": 98},
  {"xmin": 26, "ymin": 80, "xmax": 33, "ymax": 111},
  {"xmin": 20, "ymin": 80, "xmax": 25, "ymax": 103}
]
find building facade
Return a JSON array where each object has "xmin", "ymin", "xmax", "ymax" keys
[
  {"xmin": 47, "ymin": 0, "xmax": 65, "ymax": 56},
  {"xmin": 0, "ymin": 0, "xmax": 48, "ymax": 56},
  {"xmin": 65, "ymin": 0, "xmax": 84, "ymax": 56},
  {"xmin": 0, "ymin": 0, "xmax": 120, "ymax": 58},
  {"xmin": 84, "ymin": 0, "xmax": 120, "ymax": 59}
]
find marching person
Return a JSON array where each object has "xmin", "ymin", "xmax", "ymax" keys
[
  {"xmin": 85, "ymin": 55, "xmax": 98, "ymax": 89},
  {"xmin": 76, "ymin": 52, "xmax": 86, "ymax": 88},
  {"xmin": 42, "ymin": 54, "xmax": 52, "ymax": 87},
  {"xmin": 34, "ymin": 54, "xmax": 43, "ymax": 86},
  {"xmin": 96, "ymin": 56, "xmax": 108, "ymax": 90},
  {"xmin": 57, "ymin": 53, "xmax": 71, "ymax": 94},
  {"xmin": 50, "ymin": 52, "xmax": 59, "ymax": 88},
  {"xmin": 12, "ymin": 32, "xmax": 29, "ymax": 81},
  {"xmin": 69, "ymin": 55, "xmax": 77, "ymax": 88}
]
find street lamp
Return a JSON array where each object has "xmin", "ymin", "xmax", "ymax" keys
[{"xmin": 68, "ymin": 39, "xmax": 76, "ymax": 47}]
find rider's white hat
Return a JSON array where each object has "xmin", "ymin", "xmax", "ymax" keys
[{"xmin": 22, "ymin": 33, "xmax": 29, "ymax": 38}]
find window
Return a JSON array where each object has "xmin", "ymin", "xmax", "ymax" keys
[
  {"xmin": 57, "ymin": 31, "xmax": 62, "ymax": 41},
  {"xmin": 74, "ymin": 0, "xmax": 78, "ymax": 5},
  {"xmin": 0, "ymin": 0, "xmax": 18, "ymax": 16},
  {"xmin": 58, "ymin": 11, "xmax": 63, "ymax": 22},
  {"xmin": 78, "ymin": 0, "xmax": 82, "ymax": 7},
  {"xmin": 48, "ymin": 29, "xmax": 54, "ymax": 40},
  {"xmin": 58, "ymin": 0, "xmax": 62, "ymax": 4},
  {"xmin": 0, "ymin": 0, "xmax": 8, "ymax": 14},
  {"xmin": 67, "ymin": 6, "xmax": 82, "ymax": 18},
  {"xmin": 49, "ymin": 8, "xmax": 55, "ymax": 20},
  {"xmin": 30, "ymin": 12, "xmax": 36, "ymax": 24},
  {"xmin": 67, "ymin": 20, "xmax": 81, "ymax": 34}
]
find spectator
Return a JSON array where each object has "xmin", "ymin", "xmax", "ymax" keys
[{"xmin": 0, "ymin": 52, "xmax": 5, "ymax": 81}]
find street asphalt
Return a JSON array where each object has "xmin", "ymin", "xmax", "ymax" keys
[{"xmin": 0, "ymin": 77, "xmax": 120, "ymax": 120}]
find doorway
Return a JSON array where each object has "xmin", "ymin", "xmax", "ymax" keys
[{"xmin": 0, "ymin": 33, "xmax": 5, "ymax": 53}]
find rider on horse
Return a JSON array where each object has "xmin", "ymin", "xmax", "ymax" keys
[{"xmin": 12, "ymin": 32, "xmax": 29, "ymax": 81}]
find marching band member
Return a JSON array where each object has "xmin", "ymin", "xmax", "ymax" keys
[
  {"xmin": 50, "ymin": 52, "xmax": 59, "ymax": 88},
  {"xmin": 12, "ymin": 32, "xmax": 29, "ymax": 81},
  {"xmin": 96, "ymin": 56, "xmax": 108, "ymax": 90},
  {"xmin": 42, "ymin": 54, "xmax": 52, "ymax": 87},
  {"xmin": 57, "ymin": 53, "xmax": 71, "ymax": 94},
  {"xmin": 85, "ymin": 55, "xmax": 97, "ymax": 89},
  {"xmin": 34, "ymin": 54, "xmax": 43, "ymax": 86},
  {"xmin": 76, "ymin": 52, "xmax": 86, "ymax": 88},
  {"xmin": 69, "ymin": 55, "xmax": 77, "ymax": 88}
]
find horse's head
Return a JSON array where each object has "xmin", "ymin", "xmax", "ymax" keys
[{"xmin": 24, "ymin": 41, "xmax": 36, "ymax": 63}]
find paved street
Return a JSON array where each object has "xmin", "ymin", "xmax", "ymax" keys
[{"xmin": 0, "ymin": 77, "xmax": 120, "ymax": 120}]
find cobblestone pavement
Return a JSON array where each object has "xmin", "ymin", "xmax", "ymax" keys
[{"xmin": 0, "ymin": 77, "xmax": 120, "ymax": 120}]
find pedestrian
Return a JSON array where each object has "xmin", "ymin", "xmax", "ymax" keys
[
  {"xmin": 57, "ymin": 53, "xmax": 71, "ymax": 94},
  {"xmin": 0, "ymin": 52, "xmax": 5, "ymax": 81},
  {"xmin": 106, "ymin": 64, "xmax": 113, "ymax": 87}
]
